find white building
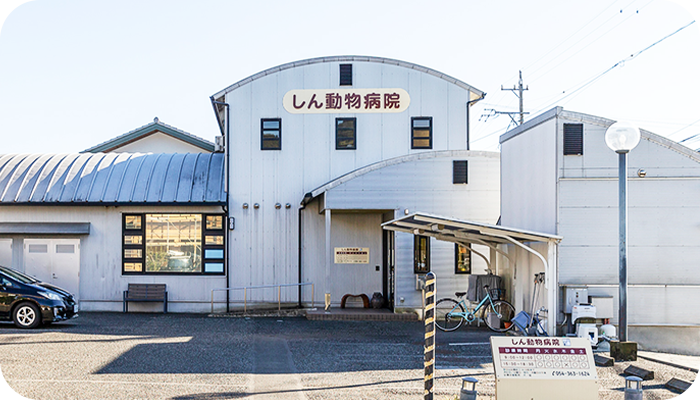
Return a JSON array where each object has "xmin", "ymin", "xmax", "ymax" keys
[
  {"xmin": 210, "ymin": 56, "xmax": 503, "ymax": 311},
  {"xmin": 500, "ymin": 106, "xmax": 700, "ymax": 354}
]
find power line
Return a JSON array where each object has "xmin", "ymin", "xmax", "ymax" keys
[{"xmin": 529, "ymin": 19, "xmax": 696, "ymax": 117}]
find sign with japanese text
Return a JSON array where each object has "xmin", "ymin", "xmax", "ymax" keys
[
  {"xmin": 490, "ymin": 336, "xmax": 598, "ymax": 400},
  {"xmin": 334, "ymin": 247, "xmax": 370, "ymax": 264},
  {"xmin": 283, "ymin": 89, "xmax": 410, "ymax": 114}
]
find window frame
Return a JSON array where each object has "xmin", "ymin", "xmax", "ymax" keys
[
  {"xmin": 261, "ymin": 118, "xmax": 282, "ymax": 151},
  {"xmin": 411, "ymin": 117, "xmax": 433, "ymax": 149},
  {"xmin": 122, "ymin": 213, "xmax": 226, "ymax": 276},
  {"xmin": 335, "ymin": 117, "xmax": 357, "ymax": 150},
  {"xmin": 413, "ymin": 235, "xmax": 430, "ymax": 274},
  {"xmin": 455, "ymin": 243, "xmax": 472, "ymax": 275}
]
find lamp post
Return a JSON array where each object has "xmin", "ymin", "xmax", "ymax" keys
[{"xmin": 604, "ymin": 122, "xmax": 641, "ymax": 343}]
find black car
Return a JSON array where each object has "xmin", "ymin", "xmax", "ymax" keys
[{"xmin": 0, "ymin": 265, "xmax": 78, "ymax": 328}]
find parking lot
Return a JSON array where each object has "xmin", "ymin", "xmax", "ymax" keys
[{"xmin": 0, "ymin": 312, "xmax": 695, "ymax": 399}]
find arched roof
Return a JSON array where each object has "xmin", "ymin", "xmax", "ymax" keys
[
  {"xmin": 212, "ymin": 55, "xmax": 485, "ymax": 99},
  {"xmin": 301, "ymin": 150, "xmax": 499, "ymax": 205}
]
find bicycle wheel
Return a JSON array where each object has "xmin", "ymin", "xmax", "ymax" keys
[
  {"xmin": 484, "ymin": 300, "xmax": 516, "ymax": 332},
  {"xmin": 434, "ymin": 298, "xmax": 465, "ymax": 332}
]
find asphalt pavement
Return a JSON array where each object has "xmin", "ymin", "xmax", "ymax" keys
[{"xmin": 0, "ymin": 312, "xmax": 696, "ymax": 399}]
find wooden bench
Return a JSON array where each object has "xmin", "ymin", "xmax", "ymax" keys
[{"xmin": 123, "ymin": 283, "xmax": 168, "ymax": 313}]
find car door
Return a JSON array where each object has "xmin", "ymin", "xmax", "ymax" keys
[{"xmin": 0, "ymin": 275, "xmax": 18, "ymax": 318}]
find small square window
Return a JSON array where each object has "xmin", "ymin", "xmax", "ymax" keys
[
  {"xmin": 336, "ymin": 118, "xmax": 356, "ymax": 149},
  {"xmin": 125, "ymin": 215, "xmax": 142, "ymax": 230},
  {"xmin": 261, "ymin": 118, "xmax": 281, "ymax": 150},
  {"xmin": 455, "ymin": 244, "xmax": 472, "ymax": 274},
  {"xmin": 205, "ymin": 235, "xmax": 224, "ymax": 245},
  {"xmin": 411, "ymin": 117, "xmax": 432, "ymax": 149},
  {"xmin": 453, "ymin": 160, "xmax": 468, "ymax": 184},
  {"xmin": 564, "ymin": 123, "xmax": 583, "ymax": 155},
  {"xmin": 206, "ymin": 215, "xmax": 223, "ymax": 230},
  {"xmin": 414, "ymin": 235, "xmax": 430, "ymax": 273},
  {"xmin": 339, "ymin": 64, "xmax": 352, "ymax": 86}
]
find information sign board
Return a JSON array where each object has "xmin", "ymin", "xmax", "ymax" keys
[
  {"xmin": 490, "ymin": 336, "xmax": 599, "ymax": 400},
  {"xmin": 334, "ymin": 247, "xmax": 369, "ymax": 264}
]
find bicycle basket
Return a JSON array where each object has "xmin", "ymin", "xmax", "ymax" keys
[{"xmin": 489, "ymin": 288, "xmax": 505, "ymax": 300}]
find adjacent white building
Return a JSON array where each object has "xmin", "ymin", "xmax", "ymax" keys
[{"xmin": 500, "ymin": 106, "xmax": 700, "ymax": 354}]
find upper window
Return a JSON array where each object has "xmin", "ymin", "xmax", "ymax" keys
[
  {"xmin": 414, "ymin": 235, "xmax": 430, "ymax": 274},
  {"xmin": 122, "ymin": 213, "xmax": 225, "ymax": 275},
  {"xmin": 563, "ymin": 123, "xmax": 583, "ymax": 155},
  {"xmin": 339, "ymin": 64, "xmax": 352, "ymax": 86},
  {"xmin": 336, "ymin": 118, "xmax": 356, "ymax": 150},
  {"xmin": 261, "ymin": 119, "xmax": 281, "ymax": 150},
  {"xmin": 411, "ymin": 117, "xmax": 432, "ymax": 149},
  {"xmin": 453, "ymin": 160, "xmax": 468, "ymax": 184},
  {"xmin": 455, "ymin": 244, "xmax": 472, "ymax": 274}
]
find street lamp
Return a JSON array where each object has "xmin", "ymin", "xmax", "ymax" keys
[{"xmin": 605, "ymin": 121, "xmax": 641, "ymax": 344}]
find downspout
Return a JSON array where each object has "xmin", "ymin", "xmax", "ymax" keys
[
  {"xmin": 211, "ymin": 97, "xmax": 230, "ymax": 312},
  {"xmin": 466, "ymin": 93, "xmax": 486, "ymax": 150},
  {"xmin": 298, "ymin": 205, "xmax": 303, "ymax": 308}
]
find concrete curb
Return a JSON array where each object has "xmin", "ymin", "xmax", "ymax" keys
[{"xmin": 637, "ymin": 354, "xmax": 699, "ymax": 373}]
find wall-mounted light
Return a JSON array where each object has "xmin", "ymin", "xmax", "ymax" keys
[
  {"xmin": 404, "ymin": 209, "xmax": 410, "ymax": 215},
  {"xmin": 285, "ymin": 203, "xmax": 291, "ymax": 209},
  {"xmin": 275, "ymin": 203, "xmax": 281, "ymax": 209},
  {"xmin": 254, "ymin": 203, "xmax": 260, "ymax": 209},
  {"xmin": 242, "ymin": 203, "xmax": 249, "ymax": 209},
  {"xmin": 637, "ymin": 169, "xmax": 647, "ymax": 178}
]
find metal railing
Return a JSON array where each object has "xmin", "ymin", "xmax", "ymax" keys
[{"xmin": 210, "ymin": 282, "xmax": 314, "ymax": 314}]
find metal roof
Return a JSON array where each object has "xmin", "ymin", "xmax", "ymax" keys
[
  {"xmin": 382, "ymin": 212, "xmax": 562, "ymax": 245},
  {"xmin": 212, "ymin": 55, "xmax": 486, "ymax": 100},
  {"xmin": 0, "ymin": 153, "xmax": 226, "ymax": 205},
  {"xmin": 83, "ymin": 117, "xmax": 216, "ymax": 153}
]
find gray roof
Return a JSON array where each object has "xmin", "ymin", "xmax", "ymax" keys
[
  {"xmin": 83, "ymin": 117, "xmax": 216, "ymax": 153},
  {"xmin": 0, "ymin": 153, "xmax": 226, "ymax": 205},
  {"xmin": 212, "ymin": 55, "xmax": 486, "ymax": 99}
]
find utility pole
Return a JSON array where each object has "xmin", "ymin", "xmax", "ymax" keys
[
  {"xmin": 480, "ymin": 70, "xmax": 529, "ymax": 128},
  {"xmin": 501, "ymin": 70, "xmax": 529, "ymax": 125}
]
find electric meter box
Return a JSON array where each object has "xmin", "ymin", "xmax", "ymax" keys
[{"xmin": 565, "ymin": 287, "xmax": 589, "ymax": 313}]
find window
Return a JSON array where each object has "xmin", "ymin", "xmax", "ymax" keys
[
  {"xmin": 122, "ymin": 213, "xmax": 225, "ymax": 275},
  {"xmin": 563, "ymin": 123, "xmax": 583, "ymax": 155},
  {"xmin": 336, "ymin": 118, "xmax": 356, "ymax": 149},
  {"xmin": 261, "ymin": 119, "xmax": 281, "ymax": 150},
  {"xmin": 339, "ymin": 64, "xmax": 352, "ymax": 86},
  {"xmin": 453, "ymin": 160, "xmax": 468, "ymax": 184},
  {"xmin": 414, "ymin": 235, "xmax": 430, "ymax": 273},
  {"xmin": 455, "ymin": 244, "xmax": 472, "ymax": 274},
  {"xmin": 411, "ymin": 117, "xmax": 432, "ymax": 149}
]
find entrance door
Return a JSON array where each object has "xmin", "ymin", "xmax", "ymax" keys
[
  {"xmin": 24, "ymin": 239, "xmax": 80, "ymax": 299},
  {"xmin": 382, "ymin": 230, "xmax": 395, "ymax": 309}
]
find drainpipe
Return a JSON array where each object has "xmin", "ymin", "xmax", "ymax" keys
[
  {"xmin": 298, "ymin": 205, "xmax": 303, "ymax": 308},
  {"xmin": 211, "ymin": 97, "xmax": 231, "ymax": 312}
]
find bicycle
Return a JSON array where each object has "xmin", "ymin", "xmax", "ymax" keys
[{"xmin": 434, "ymin": 286, "xmax": 516, "ymax": 332}]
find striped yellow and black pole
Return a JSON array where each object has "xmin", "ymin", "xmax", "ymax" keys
[{"xmin": 424, "ymin": 271, "xmax": 436, "ymax": 400}]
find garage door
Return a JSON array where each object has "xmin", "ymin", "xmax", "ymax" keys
[{"xmin": 24, "ymin": 239, "xmax": 80, "ymax": 300}]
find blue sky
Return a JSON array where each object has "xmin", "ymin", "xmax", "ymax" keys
[{"xmin": 0, "ymin": 0, "xmax": 698, "ymax": 153}]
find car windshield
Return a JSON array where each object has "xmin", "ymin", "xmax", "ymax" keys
[{"xmin": 0, "ymin": 266, "xmax": 39, "ymax": 284}]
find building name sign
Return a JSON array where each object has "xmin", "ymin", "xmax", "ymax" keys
[
  {"xmin": 283, "ymin": 89, "xmax": 410, "ymax": 114},
  {"xmin": 334, "ymin": 247, "xmax": 370, "ymax": 264}
]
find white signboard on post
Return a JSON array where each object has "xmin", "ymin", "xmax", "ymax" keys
[
  {"xmin": 490, "ymin": 336, "xmax": 599, "ymax": 400},
  {"xmin": 334, "ymin": 247, "xmax": 370, "ymax": 264}
]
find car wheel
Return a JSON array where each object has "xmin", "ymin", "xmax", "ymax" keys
[{"xmin": 13, "ymin": 302, "xmax": 42, "ymax": 329}]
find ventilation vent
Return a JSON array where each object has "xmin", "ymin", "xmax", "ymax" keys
[
  {"xmin": 453, "ymin": 160, "xmax": 468, "ymax": 184},
  {"xmin": 339, "ymin": 64, "xmax": 352, "ymax": 86},
  {"xmin": 564, "ymin": 123, "xmax": 583, "ymax": 155}
]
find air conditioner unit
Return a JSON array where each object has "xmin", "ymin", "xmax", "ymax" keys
[{"xmin": 214, "ymin": 136, "xmax": 225, "ymax": 152}]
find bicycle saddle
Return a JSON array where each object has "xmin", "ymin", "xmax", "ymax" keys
[{"xmin": 455, "ymin": 292, "xmax": 467, "ymax": 297}]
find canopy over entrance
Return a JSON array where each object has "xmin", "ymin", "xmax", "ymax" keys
[{"xmin": 382, "ymin": 212, "xmax": 562, "ymax": 334}]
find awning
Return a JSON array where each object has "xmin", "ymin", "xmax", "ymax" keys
[
  {"xmin": 0, "ymin": 223, "xmax": 90, "ymax": 235},
  {"xmin": 382, "ymin": 212, "xmax": 562, "ymax": 335},
  {"xmin": 381, "ymin": 212, "xmax": 561, "ymax": 245}
]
